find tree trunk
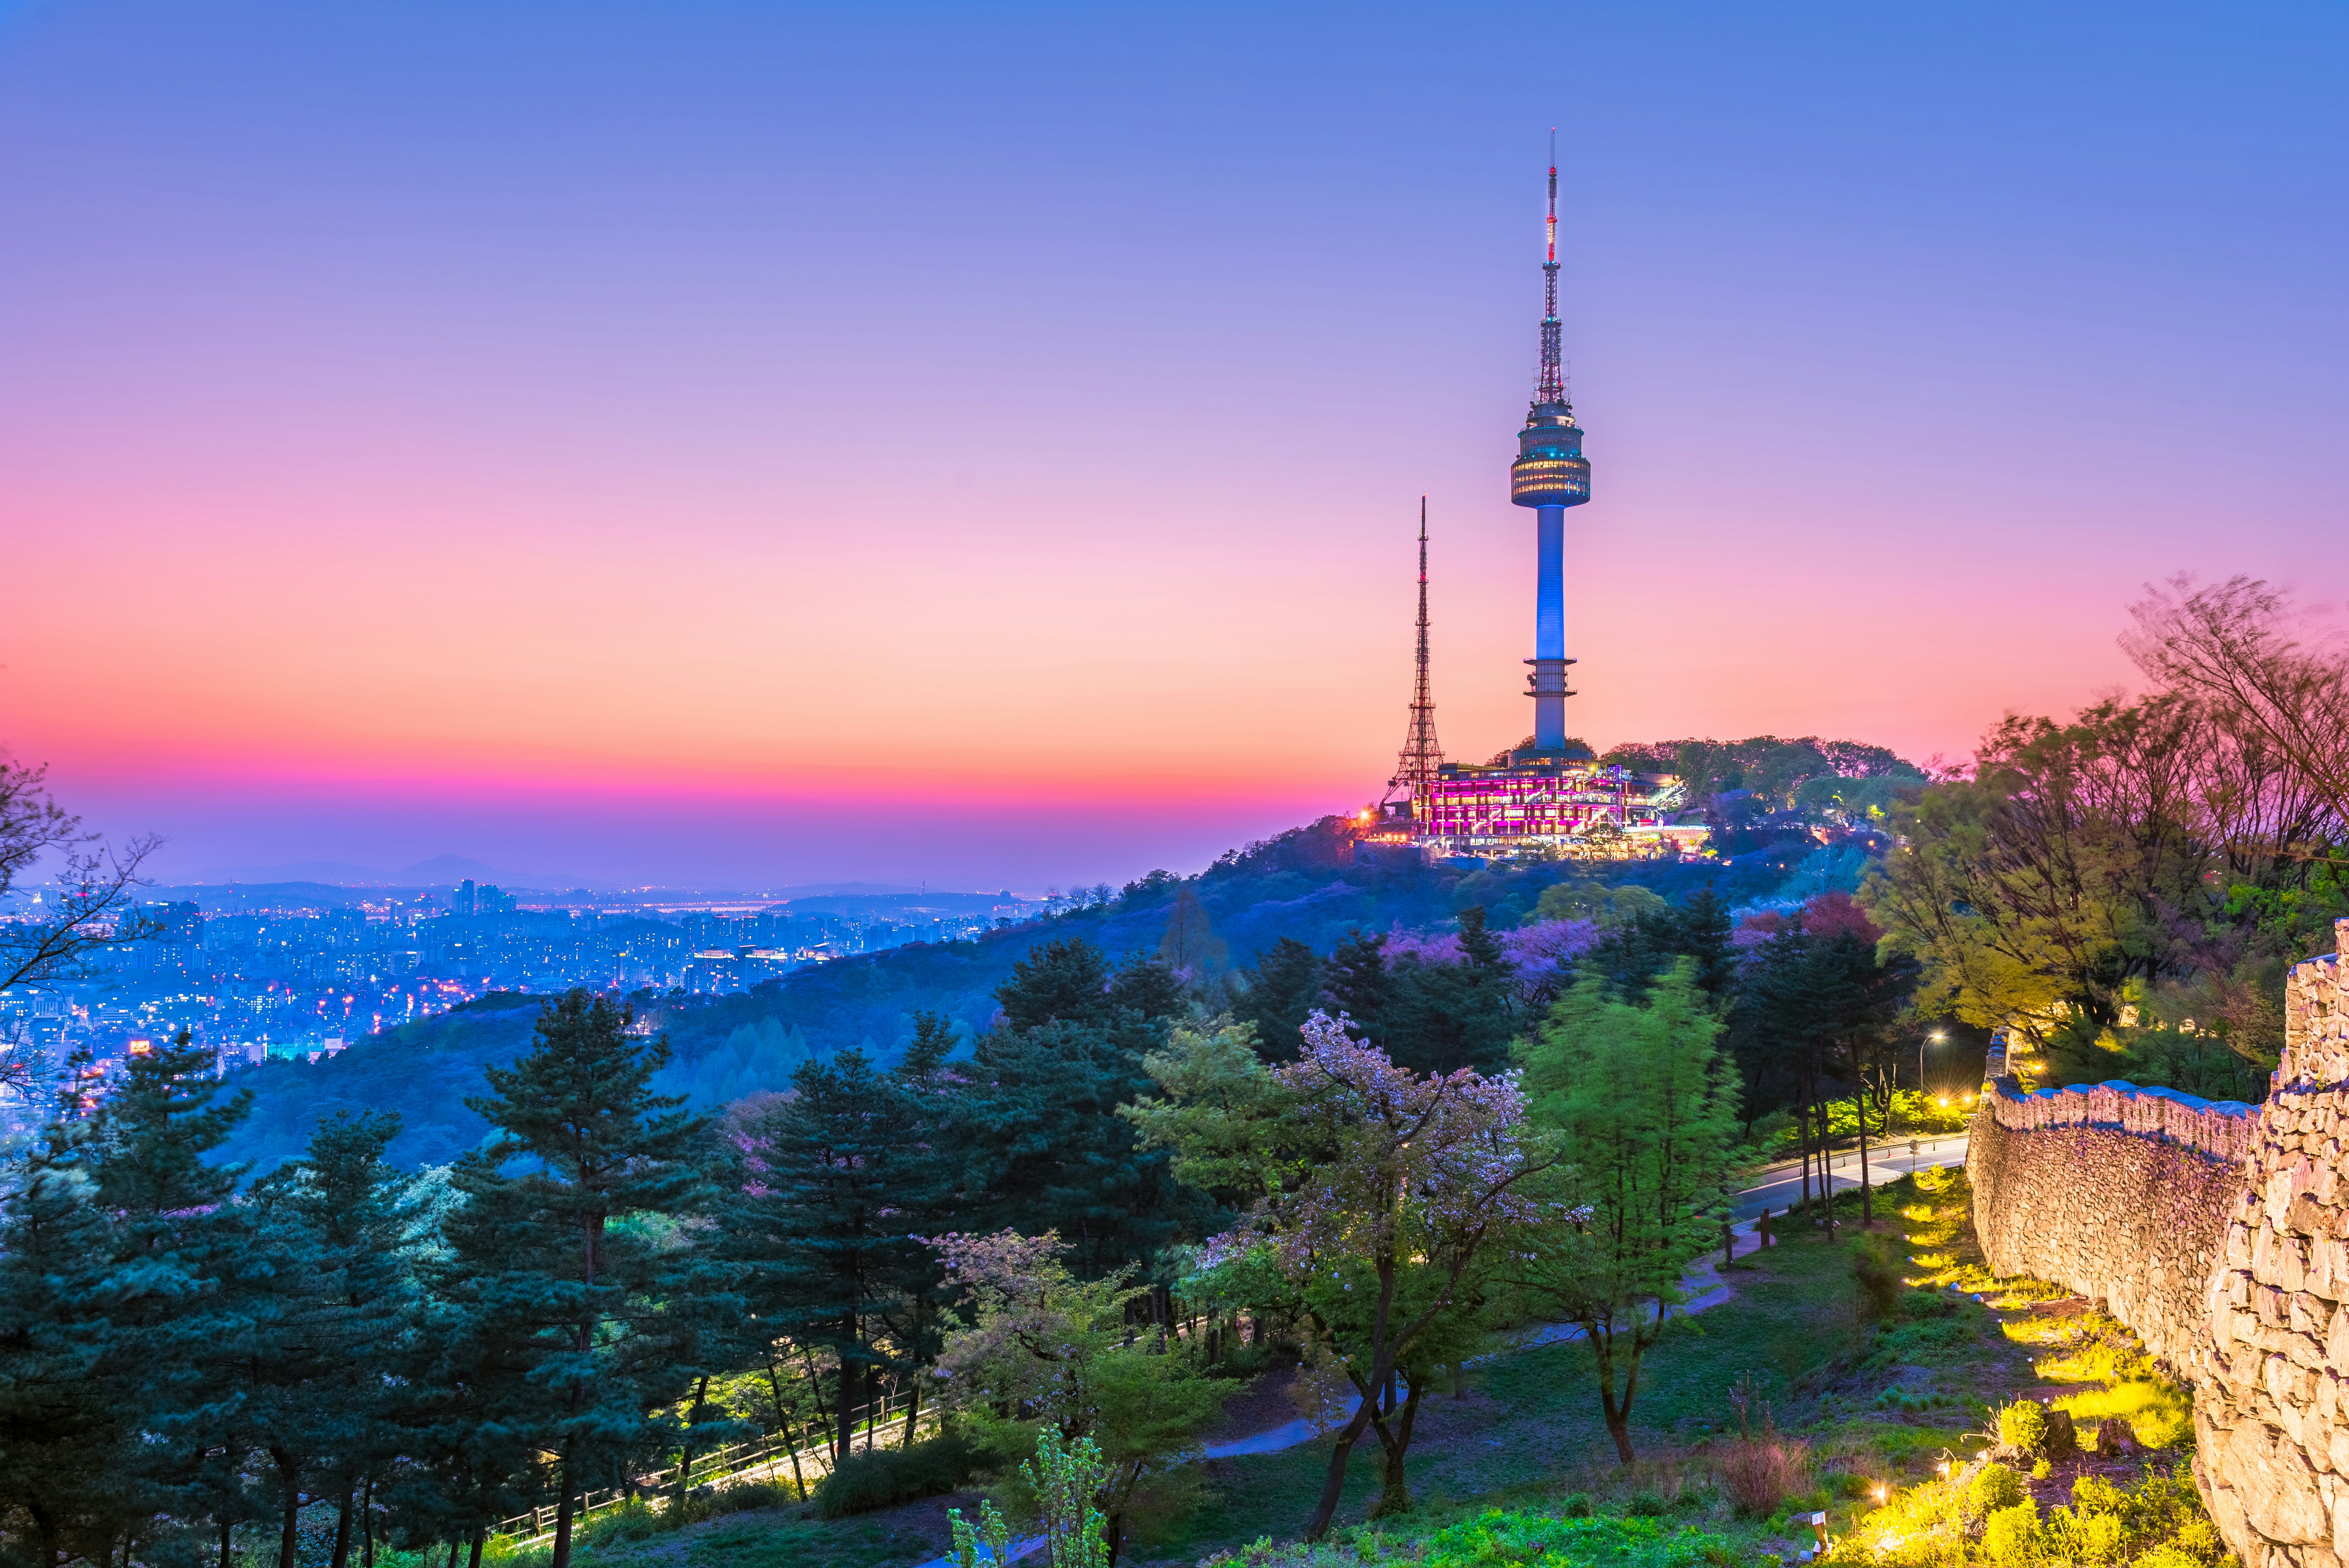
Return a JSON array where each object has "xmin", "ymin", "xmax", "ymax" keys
[
  {"xmin": 781, "ymin": 1418, "xmax": 807, "ymax": 1500},
  {"xmin": 1367, "ymin": 1372, "xmax": 1425, "ymax": 1517},
  {"xmin": 1797, "ymin": 1100, "xmax": 1814, "ymax": 1221},
  {"xmin": 219, "ymin": 1517, "xmax": 232, "ymax": 1568},
  {"xmin": 550, "ymin": 1437, "xmax": 578, "ymax": 1568},
  {"xmin": 467, "ymin": 1531, "xmax": 484, "ymax": 1568},
  {"xmin": 1302, "ymin": 1393, "xmax": 1383, "ymax": 1541},
  {"xmin": 272, "ymin": 1447, "xmax": 301, "ymax": 1568},
  {"xmin": 834, "ymin": 1323, "xmax": 858, "ymax": 1461},
  {"xmin": 330, "ymin": 1474, "xmax": 355, "ymax": 1568},
  {"xmin": 1856, "ymin": 1088, "xmax": 1873, "ymax": 1227},
  {"xmin": 675, "ymin": 1375, "xmax": 711, "ymax": 1514},
  {"xmin": 362, "ymin": 1474, "xmax": 376, "ymax": 1568},
  {"xmin": 1587, "ymin": 1324, "xmax": 1638, "ymax": 1464},
  {"xmin": 900, "ymin": 1380, "xmax": 921, "ymax": 1447}
]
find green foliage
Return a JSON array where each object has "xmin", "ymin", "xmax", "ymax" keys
[
  {"xmin": 1977, "ymin": 1498, "xmax": 2041, "ymax": 1563},
  {"xmin": 1963, "ymin": 1463, "xmax": 2026, "ymax": 1518},
  {"xmin": 1025, "ymin": 1429, "xmax": 1111, "ymax": 1568},
  {"xmin": 1515, "ymin": 963, "xmax": 1746, "ymax": 1461},
  {"xmin": 948, "ymin": 1499, "xmax": 1015, "ymax": 1568},
  {"xmin": 930, "ymin": 1228, "xmax": 1229, "ymax": 1552},
  {"xmin": 813, "ymin": 1433, "xmax": 978, "ymax": 1519},
  {"xmin": 718, "ymin": 1043, "xmax": 953, "ymax": 1462},
  {"xmin": 1849, "ymin": 1236, "xmax": 1905, "ymax": 1320},
  {"xmin": 1361, "ymin": 1508, "xmax": 1733, "ymax": 1568},
  {"xmin": 1236, "ymin": 937, "xmax": 1323, "ymax": 1063},
  {"xmin": 1996, "ymin": 1400, "xmax": 2049, "ymax": 1455},
  {"xmin": 1536, "ymin": 881, "xmax": 1671, "ymax": 929},
  {"xmin": 437, "ymin": 991, "xmax": 727, "ymax": 1564}
]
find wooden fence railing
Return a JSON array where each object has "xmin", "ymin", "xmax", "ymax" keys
[{"xmin": 489, "ymin": 1393, "xmax": 933, "ymax": 1544}]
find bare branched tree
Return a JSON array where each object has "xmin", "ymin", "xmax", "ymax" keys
[
  {"xmin": 2123, "ymin": 575, "xmax": 2349, "ymax": 845},
  {"xmin": 0, "ymin": 760, "xmax": 164, "ymax": 1098}
]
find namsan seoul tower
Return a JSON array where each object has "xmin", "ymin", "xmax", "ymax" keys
[
  {"xmin": 1506, "ymin": 134, "xmax": 1591, "ymax": 756},
  {"xmin": 1365, "ymin": 141, "xmax": 1702, "ymax": 860}
]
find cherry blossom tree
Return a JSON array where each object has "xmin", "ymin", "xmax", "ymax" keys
[{"xmin": 1144, "ymin": 1011, "xmax": 1559, "ymax": 1539}]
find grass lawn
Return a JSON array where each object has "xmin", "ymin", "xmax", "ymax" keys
[{"xmin": 538, "ymin": 1168, "xmax": 2206, "ymax": 1568}]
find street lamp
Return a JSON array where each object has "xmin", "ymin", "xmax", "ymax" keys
[{"xmin": 1919, "ymin": 1030, "xmax": 1947, "ymax": 1094}]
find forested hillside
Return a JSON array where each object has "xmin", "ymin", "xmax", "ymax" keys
[{"xmin": 214, "ymin": 811, "xmax": 1859, "ymax": 1173}]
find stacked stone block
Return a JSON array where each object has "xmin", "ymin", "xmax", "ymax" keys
[
  {"xmin": 1965, "ymin": 920, "xmax": 2349, "ymax": 1568},
  {"xmin": 1970, "ymin": 1092, "xmax": 2242, "ymax": 1372},
  {"xmin": 2196, "ymin": 925, "xmax": 2349, "ymax": 1568}
]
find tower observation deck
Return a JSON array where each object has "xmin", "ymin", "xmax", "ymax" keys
[{"xmin": 1509, "ymin": 136, "xmax": 1590, "ymax": 755}]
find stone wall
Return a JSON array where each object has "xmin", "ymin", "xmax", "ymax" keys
[
  {"xmin": 2195, "ymin": 928, "xmax": 2349, "ymax": 1568},
  {"xmin": 1965, "ymin": 917, "xmax": 2349, "ymax": 1568},
  {"xmin": 1970, "ymin": 1086, "xmax": 2245, "ymax": 1372}
]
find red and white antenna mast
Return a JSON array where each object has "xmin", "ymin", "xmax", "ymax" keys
[
  {"xmin": 1538, "ymin": 128, "xmax": 1566, "ymax": 407},
  {"xmin": 1393, "ymin": 496, "xmax": 1445, "ymax": 822}
]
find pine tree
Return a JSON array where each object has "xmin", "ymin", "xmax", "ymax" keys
[
  {"xmin": 0, "ymin": 1099, "xmax": 123, "ymax": 1566},
  {"xmin": 995, "ymin": 939, "xmax": 1113, "ymax": 1030},
  {"xmin": 448, "ymin": 991, "xmax": 713, "ymax": 1568},
  {"xmin": 1235, "ymin": 937, "xmax": 1322, "ymax": 1063},
  {"xmin": 720, "ymin": 1047, "xmax": 950, "ymax": 1458},
  {"xmin": 89, "ymin": 1031, "xmax": 258, "ymax": 1566},
  {"xmin": 954, "ymin": 945, "xmax": 1204, "ymax": 1282},
  {"xmin": 1673, "ymin": 885, "xmax": 1738, "ymax": 1002},
  {"xmin": 1321, "ymin": 930, "xmax": 1393, "ymax": 1048},
  {"xmin": 1388, "ymin": 907, "xmax": 1516, "ymax": 1077},
  {"xmin": 244, "ymin": 1113, "xmax": 419, "ymax": 1568}
]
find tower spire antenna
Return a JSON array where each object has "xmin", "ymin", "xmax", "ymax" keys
[
  {"xmin": 1538, "ymin": 127, "xmax": 1565, "ymax": 408},
  {"xmin": 1393, "ymin": 496, "xmax": 1444, "ymax": 816}
]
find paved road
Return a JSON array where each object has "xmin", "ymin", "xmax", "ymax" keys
[{"xmin": 1730, "ymin": 1130, "xmax": 1969, "ymax": 1219}]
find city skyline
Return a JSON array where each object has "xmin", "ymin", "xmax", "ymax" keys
[{"xmin": 3, "ymin": 2, "xmax": 2343, "ymax": 887}]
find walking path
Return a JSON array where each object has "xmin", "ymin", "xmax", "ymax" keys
[{"xmin": 914, "ymin": 1140, "xmax": 1973, "ymax": 1568}]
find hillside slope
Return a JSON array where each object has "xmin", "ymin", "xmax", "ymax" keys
[{"xmin": 213, "ymin": 821, "xmax": 1847, "ymax": 1173}]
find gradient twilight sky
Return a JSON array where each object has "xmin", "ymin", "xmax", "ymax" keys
[{"xmin": 2, "ymin": 2, "xmax": 2343, "ymax": 889}]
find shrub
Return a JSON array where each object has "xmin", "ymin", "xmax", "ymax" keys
[
  {"xmin": 1851, "ymin": 1236, "xmax": 1906, "ymax": 1320},
  {"xmin": 1625, "ymin": 1489, "xmax": 1669, "ymax": 1517},
  {"xmin": 814, "ymin": 1432, "xmax": 979, "ymax": 1520},
  {"xmin": 659, "ymin": 1475, "xmax": 797, "ymax": 1531},
  {"xmin": 2134, "ymin": 1549, "xmax": 2202, "ymax": 1568},
  {"xmin": 1997, "ymin": 1399, "xmax": 2049, "ymax": 1454},
  {"xmin": 1559, "ymin": 1493, "xmax": 1593, "ymax": 1518},
  {"xmin": 1980, "ymin": 1498, "xmax": 2043, "ymax": 1564},
  {"xmin": 2171, "ymin": 1518, "xmax": 2222, "ymax": 1559},
  {"xmin": 1717, "ymin": 1436, "xmax": 1812, "ymax": 1519},
  {"xmin": 2056, "ymin": 1379, "xmax": 2192, "ymax": 1450},
  {"xmin": 573, "ymin": 1501, "xmax": 660, "ymax": 1549},
  {"xmin": 1964, "ymin": 1463, "xmax": 2026, "ymax": 1518}
]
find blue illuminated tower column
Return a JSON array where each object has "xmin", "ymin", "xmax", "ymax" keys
[{"xmin": 1507, "ymin": 139, "xmax": 1590, "ymax": 755}]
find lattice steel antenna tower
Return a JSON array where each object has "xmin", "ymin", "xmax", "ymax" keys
[
  {"xmin": 1393, "ymin": 496, "xmax": 1445, "ymax": 815},
  {"xmin": 1507, "ymin": 132, "xmax": 1592, "ymax": 754}
]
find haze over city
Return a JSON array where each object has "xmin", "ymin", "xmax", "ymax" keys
[{"xmin": 4, "ymin": 1, "xmax": 2340, "ymax": 888}]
